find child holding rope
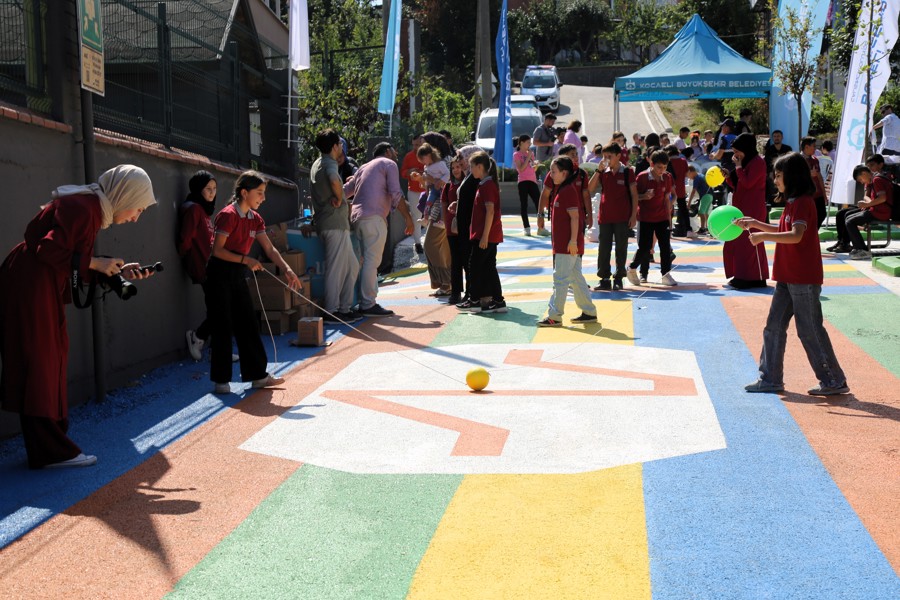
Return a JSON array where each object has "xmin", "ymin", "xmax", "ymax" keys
[{"xmin": 206, "ymin": 170, "xmax": 300, "ymax": 394}]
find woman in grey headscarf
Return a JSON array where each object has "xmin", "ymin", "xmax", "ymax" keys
[{"xmin": 0, "ymin": 165, "xmax": 157, "ymax": 469}]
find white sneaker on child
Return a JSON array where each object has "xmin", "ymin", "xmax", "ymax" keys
[
  {"xmin": 186, "ymin": 330, "xmax": 204, "ymax": 361},
  {"xmin": 661, "ymin": 273, "xmax": 678, "ymax": 286},
  {"xmin": 626, "ymin": 268, "xmax": 641, "ymax": 286}
]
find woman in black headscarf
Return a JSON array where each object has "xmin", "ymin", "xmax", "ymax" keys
[
  {"xmin": 178, "ymin": 170, "xmax": 219, "ymax": 360},
  {"xmin": 723, "ymin": 133, "xmax": 769, "ymax": 289}
]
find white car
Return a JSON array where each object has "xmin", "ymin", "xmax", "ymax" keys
[
  {"xmin": 520, "ymin": 65, "xmax": 561, "ymax": 112},
  {"xmin": 474, "ymin": 106, "xmax": 543, "ymax": 155},
  {"xmin": 510, "ymin": 94, "xmax": 538, "ymax": 109}
]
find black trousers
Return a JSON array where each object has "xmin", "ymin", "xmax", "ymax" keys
[
  {"xmin": 206, "ymin": 258, "xmax": 269, "ymax": 384},
  {"xmin": 469, "ymin": 242, "xmax": 503, "ymax": 302},
  {"xmin": 517, "ymin": 180, "xmax": 540, "ymax": 228},
  {"xmin": 845, "ymin": 209, "xmax": 877, "ymax": 250},
  {"xmin": 597, "ymin": 221, "xmax": 630, "ymax": 280},
  {"xmin": 834, "ymin": 207, "xmax": 863, "ymax": 245},
  {"xmin": 673, "ymin": 196, "xmax": 692, "ymax": 234},
  {"xmin": 448, "ymin": 234, "xmax": 471, "ymax": 300},
  {"xmin": 195, "ymin": 279, "xmax": 213, "ymax": 340},
  {"xmin": 814, "ymin": 196, "xmax": 827, "ymax": 228},
  {"xmin": 630, "ymin": 220, "xmax": 672, "ymax": 276}
]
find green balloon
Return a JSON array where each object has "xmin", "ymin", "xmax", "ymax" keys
[{"xmin": 708, "ymin": 205, "xmax": 745, "ymax": 242}]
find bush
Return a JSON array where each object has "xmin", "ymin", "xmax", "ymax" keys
[
  {"xmin": 721, "ymin": 97, "xmax": 769, "ymax": 134},
  {"xmin": 876, "ymin": 84, "xmax": 900, "ymax": 114},
  {"xmin": 809, "ymin": 92, "xmax": 843, "ymax": 135}
]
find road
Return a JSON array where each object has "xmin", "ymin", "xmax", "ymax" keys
[{"xmin": 554, "ymin": 84, "xmax": 665, "ymax": 145}]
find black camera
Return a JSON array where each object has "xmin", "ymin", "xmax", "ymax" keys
[{"xmin": 97, "ymin": 262, "xmax": 163, "ymax": 300}]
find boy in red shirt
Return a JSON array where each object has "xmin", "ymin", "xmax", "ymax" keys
[
  {"xmin": 737, "ymin": 153, "xmax": 848, "ymax": 396},
  {"xmin": 590, "ymin": 142, "xmax": 637, "ymax": 291},
  {"xmin": 666, "ymin": 145, "xmax": 692, "ymax": 237},
  {"xmin": 537, "ymin": 156, "xmax": 598, "ymax": 327},
  {"xmin": 626, "ymin": 150, "xmax": 677, "ymax": 286},
  {"xmin": 844, "ymin": 158, "xmax": 894, "ymax": 260}
]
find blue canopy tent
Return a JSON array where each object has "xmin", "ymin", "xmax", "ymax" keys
[{"xmin": 613, "ymin": 14, "xmax": 772, "ymax": 130}]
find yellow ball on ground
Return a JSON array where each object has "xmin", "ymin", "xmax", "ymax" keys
[{"xmin": 466, "ymin": 367, "xmax": 490, "ymax": 391}]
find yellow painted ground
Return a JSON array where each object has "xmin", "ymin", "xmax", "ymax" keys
[
  {"xmin": 533, "ymin": 299, "xmax": 635, "ymax": 345},
  {"xmin": 407, "ymin": 304, "xmax": 649, "ymax": 599},
  {"xmin": 406, "ymin": 465, "xmax": 652, "ymax": 600}
]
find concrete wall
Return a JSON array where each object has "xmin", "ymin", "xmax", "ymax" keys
[{"xmin": 0, "ymin": 115, "xmax": 298, "ymax": 439}]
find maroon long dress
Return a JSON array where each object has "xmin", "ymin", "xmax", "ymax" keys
[
  {"xmin": 724, "ymin": 155, "xmax": 770, "ymax": 282},
  {"xmin": 0, "ymin": 195, "xmax": 101, "ymax": 467}
]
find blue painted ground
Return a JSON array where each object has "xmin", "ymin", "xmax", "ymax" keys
[{"xmin": 637, "ymin": 292, "xmax": 900, "ymax": 598}]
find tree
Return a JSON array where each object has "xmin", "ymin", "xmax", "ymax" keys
[
  {"xmin": 673, "ymin": 0, "xmax": 759, "ymax": 60},
  {"xmin": 768, "ymin": 0, "xmax": 826, "ymax": 145},
  {"xmin": 828, "ymin": 0, "xmax": 900, "ymax": 78},
  {"xmin": 610, "ymin": 0, "xmax": 680, "ymax": 65}
]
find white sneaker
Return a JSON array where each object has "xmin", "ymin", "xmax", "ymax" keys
[
  {"xmin": 186, "ymin": 330, "xmax": 204, "ymax": 361},
  {"xmin": 661, "ymin": 272, "xmax": 678, "ymax": 286},
  {"xmin": 686, "ymin": 230, "xmax": 698, "ymax": 239},
  {"xmin": 849, "ymin": 249, "xmax": 871, "ymax": 260},
  {"xmin": 626, "ymin": 268, "xmax": 641, "ymax": 286},
  {"xmin": 524, "ymin": 227, "xmax": 531, "ymax": 236},
  {"xmin": 251, "ymin": 373, "xmax": 285, "ymax": 388},
  {"xmin": 44, "ymin": 453, "xmax": 97, "ymax": 469},
  {"xmin": 214, "ymin": 383, "xmax": 230, "ymax": 394}
]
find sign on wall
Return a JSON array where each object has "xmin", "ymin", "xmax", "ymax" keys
[{"xmin": 79, "ymin": 0, "xmax": 105, "ymax": 96}]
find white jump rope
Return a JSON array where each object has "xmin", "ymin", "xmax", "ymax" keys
[{"xmin": 250, "ymin": 214, "xmax": 763, "ymax": 384}]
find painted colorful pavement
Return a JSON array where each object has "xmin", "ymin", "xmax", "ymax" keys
[{"xmin": 1, "ymin": 215, "xmax": 898, "ymax": 599}]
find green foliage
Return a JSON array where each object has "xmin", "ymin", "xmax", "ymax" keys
[
  {"xmin": 828, "ymin": 0, "xmax": 900, "ymax": 78},
  {"xmin": 809, "ymin": 92, "xmax": 843, "ymax": 135},
  {"xmin": 609, "ymin": 0, "xmax": 682, "ymax": 66},
  {"xmin": 876, "ymin": 84, "xmax": 900, "ymax": 113},
  {"xmin": 673, "ymin": 0, "xmax": 760, "ymax": 60},
  {"xmin": 722, "ymin": 98, "xmax": 770, "ymax": 134}
]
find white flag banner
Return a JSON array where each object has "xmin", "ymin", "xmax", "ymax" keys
[
  {"xmin": 831, "ymin": 0, "xmax": 899, "ymax": 204},
  {"xmin": 289, "ymin": 0, "xmax": 310, "ymax": 71}
]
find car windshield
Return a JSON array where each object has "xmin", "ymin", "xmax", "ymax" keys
[
  {"xmin": 511, "ymin": 101, "xmax": 536, "ymax": 108},
  {"xmin": 478, "ymin": 115, "xmax": 542, "ymax": 139},
  {"xmin": 523, "ymin": 75, "xmax": 555, "ymax": 88}
]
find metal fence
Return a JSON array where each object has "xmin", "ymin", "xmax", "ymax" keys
[
  {"xmin": 0, "ymin": 0, "xmax": 294, "ymax": 177},
  {"xmin": 0, "ymin": 0, "xmax": 51, "ymax": 113}
]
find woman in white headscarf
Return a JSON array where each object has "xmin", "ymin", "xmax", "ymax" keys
[{"xmin": 0, "ymin": 164, "xmax": 157, "ymax": 469}]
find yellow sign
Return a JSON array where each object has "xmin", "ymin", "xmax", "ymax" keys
[{"xmin": 81, "ymin": 46, "xmax": 105, "ymax": 96}]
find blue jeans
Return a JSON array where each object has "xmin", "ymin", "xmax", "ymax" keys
[
  {"xmin": 758, "ymin": 282, "xmax": 846, "ymax": 388},
  {"xmin": 548, "ymin": 254, "xmax": 596, "ymax": 320}
]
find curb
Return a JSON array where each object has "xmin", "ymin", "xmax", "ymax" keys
[{"xmin": 643, "ymin": 101, "xmax": 673, "ymax": 134}]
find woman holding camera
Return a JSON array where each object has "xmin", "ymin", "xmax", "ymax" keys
[{"xmin": 0, "ymin": 165, "xmax": 157, "ymax": 469}]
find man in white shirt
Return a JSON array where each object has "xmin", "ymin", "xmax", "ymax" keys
[{"xmin": 874, "ymin": 105, "xmax": 900, "ymax": 156}]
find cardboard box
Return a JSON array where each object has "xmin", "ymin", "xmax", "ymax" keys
[
  {"xmin": 292, "ymin": 275, "xmax": 312, "ymax": 307},
  {"xmin": 280, "ymin": 250, "xmax": 306, "ymax": 277},
  {"xmin": 249, "ymin": 278, "xmax": 292, "ymax": 311},
  {"xmin": 296, "ymin": 317, "xmax": 324, "ymax": 346},
  {"xmin": 261, "ymin": 309, "xmax": 296, "ymax": 335},
  {"xmin": 266, "ymin": 223, "xmax": 289, "ymax": 252},
  {"xmin": 295, "ymin": 303, "xmax": 319, "ymax": 318}
]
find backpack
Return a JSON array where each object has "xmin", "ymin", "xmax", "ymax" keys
[{"xmin": 874, "ymin": 174, "xmax": 900, "ymax": 221}]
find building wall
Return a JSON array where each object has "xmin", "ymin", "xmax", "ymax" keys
[{"xmin": 0, "ymin": 0, "xmax": 299, "ymax": 440}]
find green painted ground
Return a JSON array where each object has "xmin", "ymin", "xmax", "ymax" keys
[
  {"xmin": 430, "ymin": 301, "xmax": 544, "ymax": 347},
  {"xmin": 822, "ymin": 293, "xmax": 900, "ymax": 376},
  {"xmin": 167, "ymin": 466, "xmax": 462, "ymax": 600}
]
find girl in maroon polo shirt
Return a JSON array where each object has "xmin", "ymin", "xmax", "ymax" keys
[
  {"xmin": 736, "ymin": 153, "xmax": 848, "ymax": 397},
  {"xmin": 206, "ymin": 171, "xmax": 301, "ymax": 394},
  {"xmin": 460, "ymin": 152, "xmax": 506, "ymax": 314}
]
